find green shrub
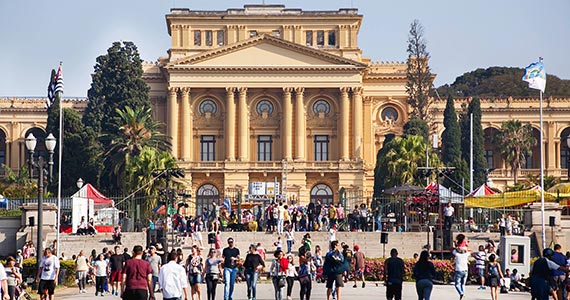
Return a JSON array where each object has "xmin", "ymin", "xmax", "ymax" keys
[
  {"xmin": 363, "ymin": 258, "xmax": 455, "ymax": 283},
  {"xmin": 20, "ymin": 258, "xmax": 77, "ymax": 286}
]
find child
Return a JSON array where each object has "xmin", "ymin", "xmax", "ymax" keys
[{"xmin": 455, "ymin": 233, "xmax": 469, "ymax": 253}]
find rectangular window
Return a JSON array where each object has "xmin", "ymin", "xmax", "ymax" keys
[
  {"xmin": 314, "ymin": 135, "xmax": 329, "ymax": 161},
  {"xmin": 216, "ymin": 30, "xmax": 225, "ymax": 46},
  {"xmin": 327, "ymin": 31, "xmax": 336, "ymax": 46},
  {"xmin": 305, "ymin": 31, "xmax": 313, "ymax": 46},
  {"xmin": 485, "ymin": 150, "xmax": 494, "ymax": 169},
  {"xmin": 257, "ymin": 135, "xmax": 273, "ymax": 161},
  {"xmin": 249, "ymin": 30, "xmax": 258, "ymax": 38},
  {"xmin": 200, "ymin": 135, "xmax": 216, "ymax": 161},
  {"xmin": 522, "ymin": 153, "xmax": 533, "ymax": 169},
  {"xmin": 194, "ymin": 30, "xmax": 201, "ymax": 46},
  {"xmin": 316, "ymin": 31, "xmax": 324, "ymax": 46},
  {"xmin": 205, "ymin": 30, "xmax": 213, "ymax": 46}
]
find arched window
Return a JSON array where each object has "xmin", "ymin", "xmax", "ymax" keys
[
  {"xmin": 560, "ymin": 128, "xmax": 570, "ymax": 171},
  {"xmin": 310, "ymin": 183, "xmax": 333, "ymax": 205},
  {"xmin": 256, "ymin": 100, "xmax": 274, "ymax": 116},
  {"xmin": 196, "ymin": 184, "xmax": 220, "ymax": 216},
  {"xmin": 199, "ymin": 99, "xmax": 217, "ymax": 116},
  {"xmin": 313, "ymin": 99, "xmax": 330, "ymax": 115},
  {"xmin": 381, "ymin": 106, "xmax": 399, "ymax": 122},
  {"xmin": 0, "ymin": 129, "xmax": 6, "ymax": 173}
]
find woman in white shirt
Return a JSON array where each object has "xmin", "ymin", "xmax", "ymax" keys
[
  {"xmin": 285, "ymin": 255, "xmax": 297, "ymax": 300},
  {"xmin": 93, "ymin": 254, "xmax": 108, "ymax": 296}
]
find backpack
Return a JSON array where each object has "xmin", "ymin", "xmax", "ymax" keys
[
  {"xmin": 343, "ymin": 249, "xmax": 353, "ymax": 264},
  {"xmin": 488, "ymin": 264, "xmax": 499, "ymax": 278}
]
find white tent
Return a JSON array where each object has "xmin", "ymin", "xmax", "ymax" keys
[
  {"xmin": 70, "ymin": 183, "xmax": 114, "ymax": 233},
  {"xmin": 426, "ymin": 182, "xmax": 464, "ymax": 204}
]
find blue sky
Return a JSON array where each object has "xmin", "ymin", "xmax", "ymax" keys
[{"xmin": 0, "ymin": 0, "xmax": 568, "ymax": 97}]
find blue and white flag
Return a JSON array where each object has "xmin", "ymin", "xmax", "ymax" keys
[{"xmin": 522, "ymin": 61, "xmax": 546, "ymax": 93}]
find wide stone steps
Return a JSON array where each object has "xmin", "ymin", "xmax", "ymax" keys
[{"xmin": 46, "ymin": 232, "xmax": 146, "ymax": 257}]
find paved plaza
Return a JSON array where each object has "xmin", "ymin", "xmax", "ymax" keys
[{"xmin": 55, "ymin": 281, "xmax": 530, "ymax": 300}]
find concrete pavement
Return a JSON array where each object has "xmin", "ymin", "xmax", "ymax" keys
[{"xmin": 55, "ymin": 281, "xmax": 530, "ymax": 300}]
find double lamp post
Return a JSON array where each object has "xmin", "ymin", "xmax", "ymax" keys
[{"xmin": 25, "ymin": 133, "xmax": 56, "ymax": 270}]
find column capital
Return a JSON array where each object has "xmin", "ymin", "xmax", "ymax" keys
[
  {"xmin": 225, "ymin": 87, "xmax": 236, "ymax": 94},
  {"xmin": 283, "ymin": 87, "xmax": 294, "ymax": 94},
  {"xmin": 351, "ymin": 87, "xmax": 363, "ymax": 94},
  {"xmin": 180, "ymin": 87, "xmax": 191, "ymax": 95},
  {"xmin": 237, "ymin": 87, "xmax": 248, "ymax": 94},
  {"xmin": 340, "ymin": 87, "xmax": 351, "ymax": 94},
  {"xmin": 294, "ymin": 87, "xmax": 305, "ymax": 95},
  {"xmin": 168, "ymin": 87, "xmax": 179, "ymax": 95}
]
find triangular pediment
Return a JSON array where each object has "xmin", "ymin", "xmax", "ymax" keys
[{"xmin": 166, "ymin": 34, "xmax": 366, "ymax": 70}]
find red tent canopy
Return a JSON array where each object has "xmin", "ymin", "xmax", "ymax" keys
[
  {"xmin": 72, "ymin": 183, "xmax": 113, "ymax": 207},
  {"xmin": 466, "ymin": 184, "xmax": 497, "ymax": 197}
]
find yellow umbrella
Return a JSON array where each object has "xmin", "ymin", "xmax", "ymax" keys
[{"xmin": 547, "ymin": 182, "xmax": 570, "ymax": 194}]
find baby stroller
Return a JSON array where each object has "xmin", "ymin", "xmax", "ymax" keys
[
  {"xmin": 315, "ymin": 266, "xmax": 324, "ymax": 283},
  {"xmin": 15, "ymin": 282, "xmax": 33, "ymax": 300}
]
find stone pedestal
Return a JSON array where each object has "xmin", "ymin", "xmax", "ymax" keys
[
  {"xmin": 525, "ymin": 202, "xmax": 561, "ymax": 249},
  {"xmin": 16, "ymin": 203, "xmax": 58, "ymax": 250}
]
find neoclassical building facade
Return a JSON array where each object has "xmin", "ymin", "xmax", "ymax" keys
[{"xmin": 2, "ymin": 5, "xmax": 569, "ymax": 216}]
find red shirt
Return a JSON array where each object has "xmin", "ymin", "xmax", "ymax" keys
[{"xmin": 123, "ymin": 258, "xmax": 152, "ymax": 290}]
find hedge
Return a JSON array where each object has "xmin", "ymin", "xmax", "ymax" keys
[
  {"xmin": 363, "ymin": 258, "xmax": 455, "ymax": 283},
  {"xmin": 19, "ymin": 258, "xmax": 76, "ymax": 286}
]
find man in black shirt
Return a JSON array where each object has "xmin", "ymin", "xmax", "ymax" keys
[
  {"xmin": 222, "ymin": 238, "xmax": 240, "ymax": 300},
  {"xmin": 123, "ymin": 248, "xmax": 131, "ymax": 261},
  {"xmin": 384, "ymin": 248, "xmax": 404, "ymax": 300},
  {"xmin": 110, "ymin": 246, "xmax": 125, "ymax": 296}
]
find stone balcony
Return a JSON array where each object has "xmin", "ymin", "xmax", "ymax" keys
[{"xmin": 177, "ymin": 160, "xmax": 365, "ymax": 172}]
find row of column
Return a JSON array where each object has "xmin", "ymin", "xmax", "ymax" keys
[{"xmin": 166, "ymin": 86, "xmax": 364, "ymax": 161}]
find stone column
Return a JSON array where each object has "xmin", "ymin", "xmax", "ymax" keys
[
  {"xmin": 238, "ymin": 87, "xmax": 249, "ymax": 161},
  {"xmin": 180, "ymin": 88, "xmax": 192, "ymax": 161},
  {"xmin": 352, "ymin": 87, "xmax": 363, "ymax": 160},
  {"xmin": 167, "ymin": 87, "xmax": 179, "ymax": 158},
  {"xmin": 282, "ymin": 88, "xmax": 293, "ymax": 160},
  {"xmin": 295, "ymin": 87, "xmax": 305, "ymax": 160},
  {"xmin": 225, "ymin": 87, "xmax": 236, "ymax": 161},
  {"xmin": 340, "ymin": 87, "xmax": 350, "ymax": 160}
]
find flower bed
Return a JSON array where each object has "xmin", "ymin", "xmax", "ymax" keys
[{"xmin": 363, "ymin": 257, "xmax": 455, "ymax": 283}]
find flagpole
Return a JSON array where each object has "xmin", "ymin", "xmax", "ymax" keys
[
  {"xmin": 56, "ymin": 63, "xmax": 64, "ymax": 251},
  {"xmin": 540, "ymin": 89, "xmax": 545, "ymax": 250}
]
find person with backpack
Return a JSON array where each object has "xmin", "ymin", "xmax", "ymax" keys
[
  {"xmin": 298, "ymin": 254, "xmax": 315, "ymax": 300},
  {"xmin": 486, "ymin": 254, "xmax": 504, "ymax": 300},
  {"xmin": 341, "ymin": 244, "xmax": 353, "ymax": 283},
  {"xmin": 352, "ymin": 245, "xmax": 366, "ymax": 288},
  {"xmin": 530, "ymin": 248, "xmax": 567, "ymax": 300},
  {"xmin": 270, "ymin": 250, "xmax": 289, "ymax": 300},
  {"xmin": 323, "ymin": 241, "xmax": 349, "ymax": 300}
]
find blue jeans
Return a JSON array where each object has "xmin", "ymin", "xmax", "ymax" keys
[
  {"xmin": 287, "ymin": 240, "xmax": 293, "ymax": 253},
  {"xmin": 152, "ymin": 275, "xmax": 158, "ymax": 291},
  {"xmin": 224, "ymin": 267, "xmax": 237, "ymax": 300},
  {"xmin": 272, "ymin": 277, "xmax": 284, "ymax": 300},
  {"xmin": 415, "ymin": 279, "xmax": 433, "ymax": 300},
  {"xmin": 245, "ymin": 269, "xmax": 259, "ymax": 299},
  {"xmin": 454, "ymin": 270, "xmax": 467, "ymax": 296}
]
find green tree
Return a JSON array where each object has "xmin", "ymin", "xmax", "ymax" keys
[
  {"xmin": 83, "ymin": 41, "xmax": 151, "ymax": 135},
  {"xmin": 460, "ymin": 97, "xmax": 487, "ymax": 189},
  {"xmin": 101, "ymin": 106, "xmax": 170, "ymax": 192},
  {"xmin": 406, "ymin": 19, "xmax": 434, "ymax": 120},
  {"xmin": 403, "ymin": 118, "xmax": 429, "ymax": 142},
  {"xmin": 379, "ymin": 135, "xmax": 441, "ymax": 187},
  {"xmin": 496, "ymin": 120, "xmax": 537, "ymax": 184},
  {"xmin": 441, "ymin": 95, "xmax": 468, "ymax": 193},
  {"xmin": 373, "ymin": 134, "xmax": 396, "ymax": 198}
]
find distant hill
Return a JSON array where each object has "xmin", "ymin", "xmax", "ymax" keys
[{"xmin": 435, "ymin": 67, "xmax": 570, "ymax": 98}]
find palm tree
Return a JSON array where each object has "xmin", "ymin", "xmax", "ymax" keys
[
  {"xmin": 101, "ymin": 106, "xmax": 170, "ymax": 191},
  {"xmin": 380, "ymin": 135, "xmax": 441, "ymax": 186},
  {"xmin": 496, "ymin": 120, "xmax": 537, "ymax": 184}
]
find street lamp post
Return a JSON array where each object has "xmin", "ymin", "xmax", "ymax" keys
[{"xmin": 25, "ymin": 133, "xmax": 56, "ymax": 274}]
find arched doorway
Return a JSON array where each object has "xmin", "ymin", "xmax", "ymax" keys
[
  {"xmin": 484, "ymin": 128, "xmax": 501, "ymax": 169},
  {"xmin": 0, "ymin": 129, "xmax": 6, "ymax": 174},
  {"xmin": 560, "ymin": 128, "xmax": 570, "ymax": 176},
  {"xmin": 521, "ymin": 127, "xmax": 540, "ymax": 169},
  {"xmin": 310, "ymin": 183, "xmax": 333, "ymax": 205},
  {"xmin": 196, "ymin": 184, "xmax": 220, "ymax": 216}
]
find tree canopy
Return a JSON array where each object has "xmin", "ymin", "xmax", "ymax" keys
[
  {"xmin": 441, "ymin": 95, "xmax": 468, "ymax": 193},
  {"xmin": 496, "ymin": 120, "xmax": 537, "ymax": 184},
  {"xmin": 436, "ymin": 66, "xmax": 570, "ymax": 98},
  {"xmin": 406, "ymin": 19, "xmax": 434, "ymax": 120}
]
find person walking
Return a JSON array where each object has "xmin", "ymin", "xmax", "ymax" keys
[
  {"xmin": 121, "ymin": 245, "xmax": 154, "ymax": 300},
  {"xmin": 285, "ymin": 255, "xmax": 297, "ymax": 300},
  {"xmin": 222, "ymin": 237, "xmax": 240, "ymax": 300},
  {"xmin": 452, "ymin": 245, "xmax": 471, "ymax": 300},
  {"xmin": 4, "ymin": 257, "xmax": 21, "ymax": 300},
  {"xmin": 551, "ymin": 244, "xmax": 567, "ymax": 300},
  {"xmin": 270, "ymin": 250, "xmax": 288, "ymax": 300},
  {"xmin": 75, "ymin": 250, "xmax": 90, "ymax": 294},
  {"xmin": 244, "ymin": 244, "xmax": 265, "ymax": 300},
  {"xmin": 186, "ymin": 246, "xmax": 204, "ymax": 300},
  {"xmin": 0, "ymin": 262, "xmax": 9, "ymax": 300},
  {"xmin": 298, "ymin": 254, "xmax": 314, "ymax": 300},
  {"xmin": 472, "ymin": 245, "xmax": 487, "ymax": 290},
  {"xmin": 109, "ymin": 246, "xmax": 125, "ymax": 296},
  {"xmin": 145, "ymin": 246, "xmax": 162, "ymax": 293},
  {"xmin": 530, "ymin": 248, "xmax": 566, "ymax": 300},
  {"xmin": 285, "ymin": 226, "xmax": 295, "ymax": 254},
  {"xmin": 384, "ymin": 248, "xmax": 404, "ymax": 300},
  {"xmin": 94, "ymin": 254, "xmax": 109, "ymax": 297},
  {"xmin": 36, "ymin": 248, "xmax": 60, "ymax": 300},
  {"xmin": 413, "ymin": 251, "xmax": 435, "ymax": 300},
  {"xmin": 323, "ymin": 240, "xmax": 348, "ymax": 300},
  {"xmin": 485, "ymin": 254, "xmax": 504, "ymax": 300},
  {"xmin": 159, "ymin": 251, "xmax": 189, "ymax": 300},
  {"xmin": 277, "ymin": 202, "xmax": 285, "ymax": 235},
  {"xmin": 352, "ymin": 245, "xmax": 366, "ymax": 288},
  {"xmin": 204, "ymin": 248, "xmax": 223, "ymax": 300}
]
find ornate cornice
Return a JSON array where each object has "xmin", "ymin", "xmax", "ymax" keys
[{"xmin": 167, "ymin": 66, "xmax": 362, "ymax": 72}]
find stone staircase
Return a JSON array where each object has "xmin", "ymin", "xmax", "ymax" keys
[{"xmin": 46, "ymin": 232, "xmax": 147, "ymax": 257}]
